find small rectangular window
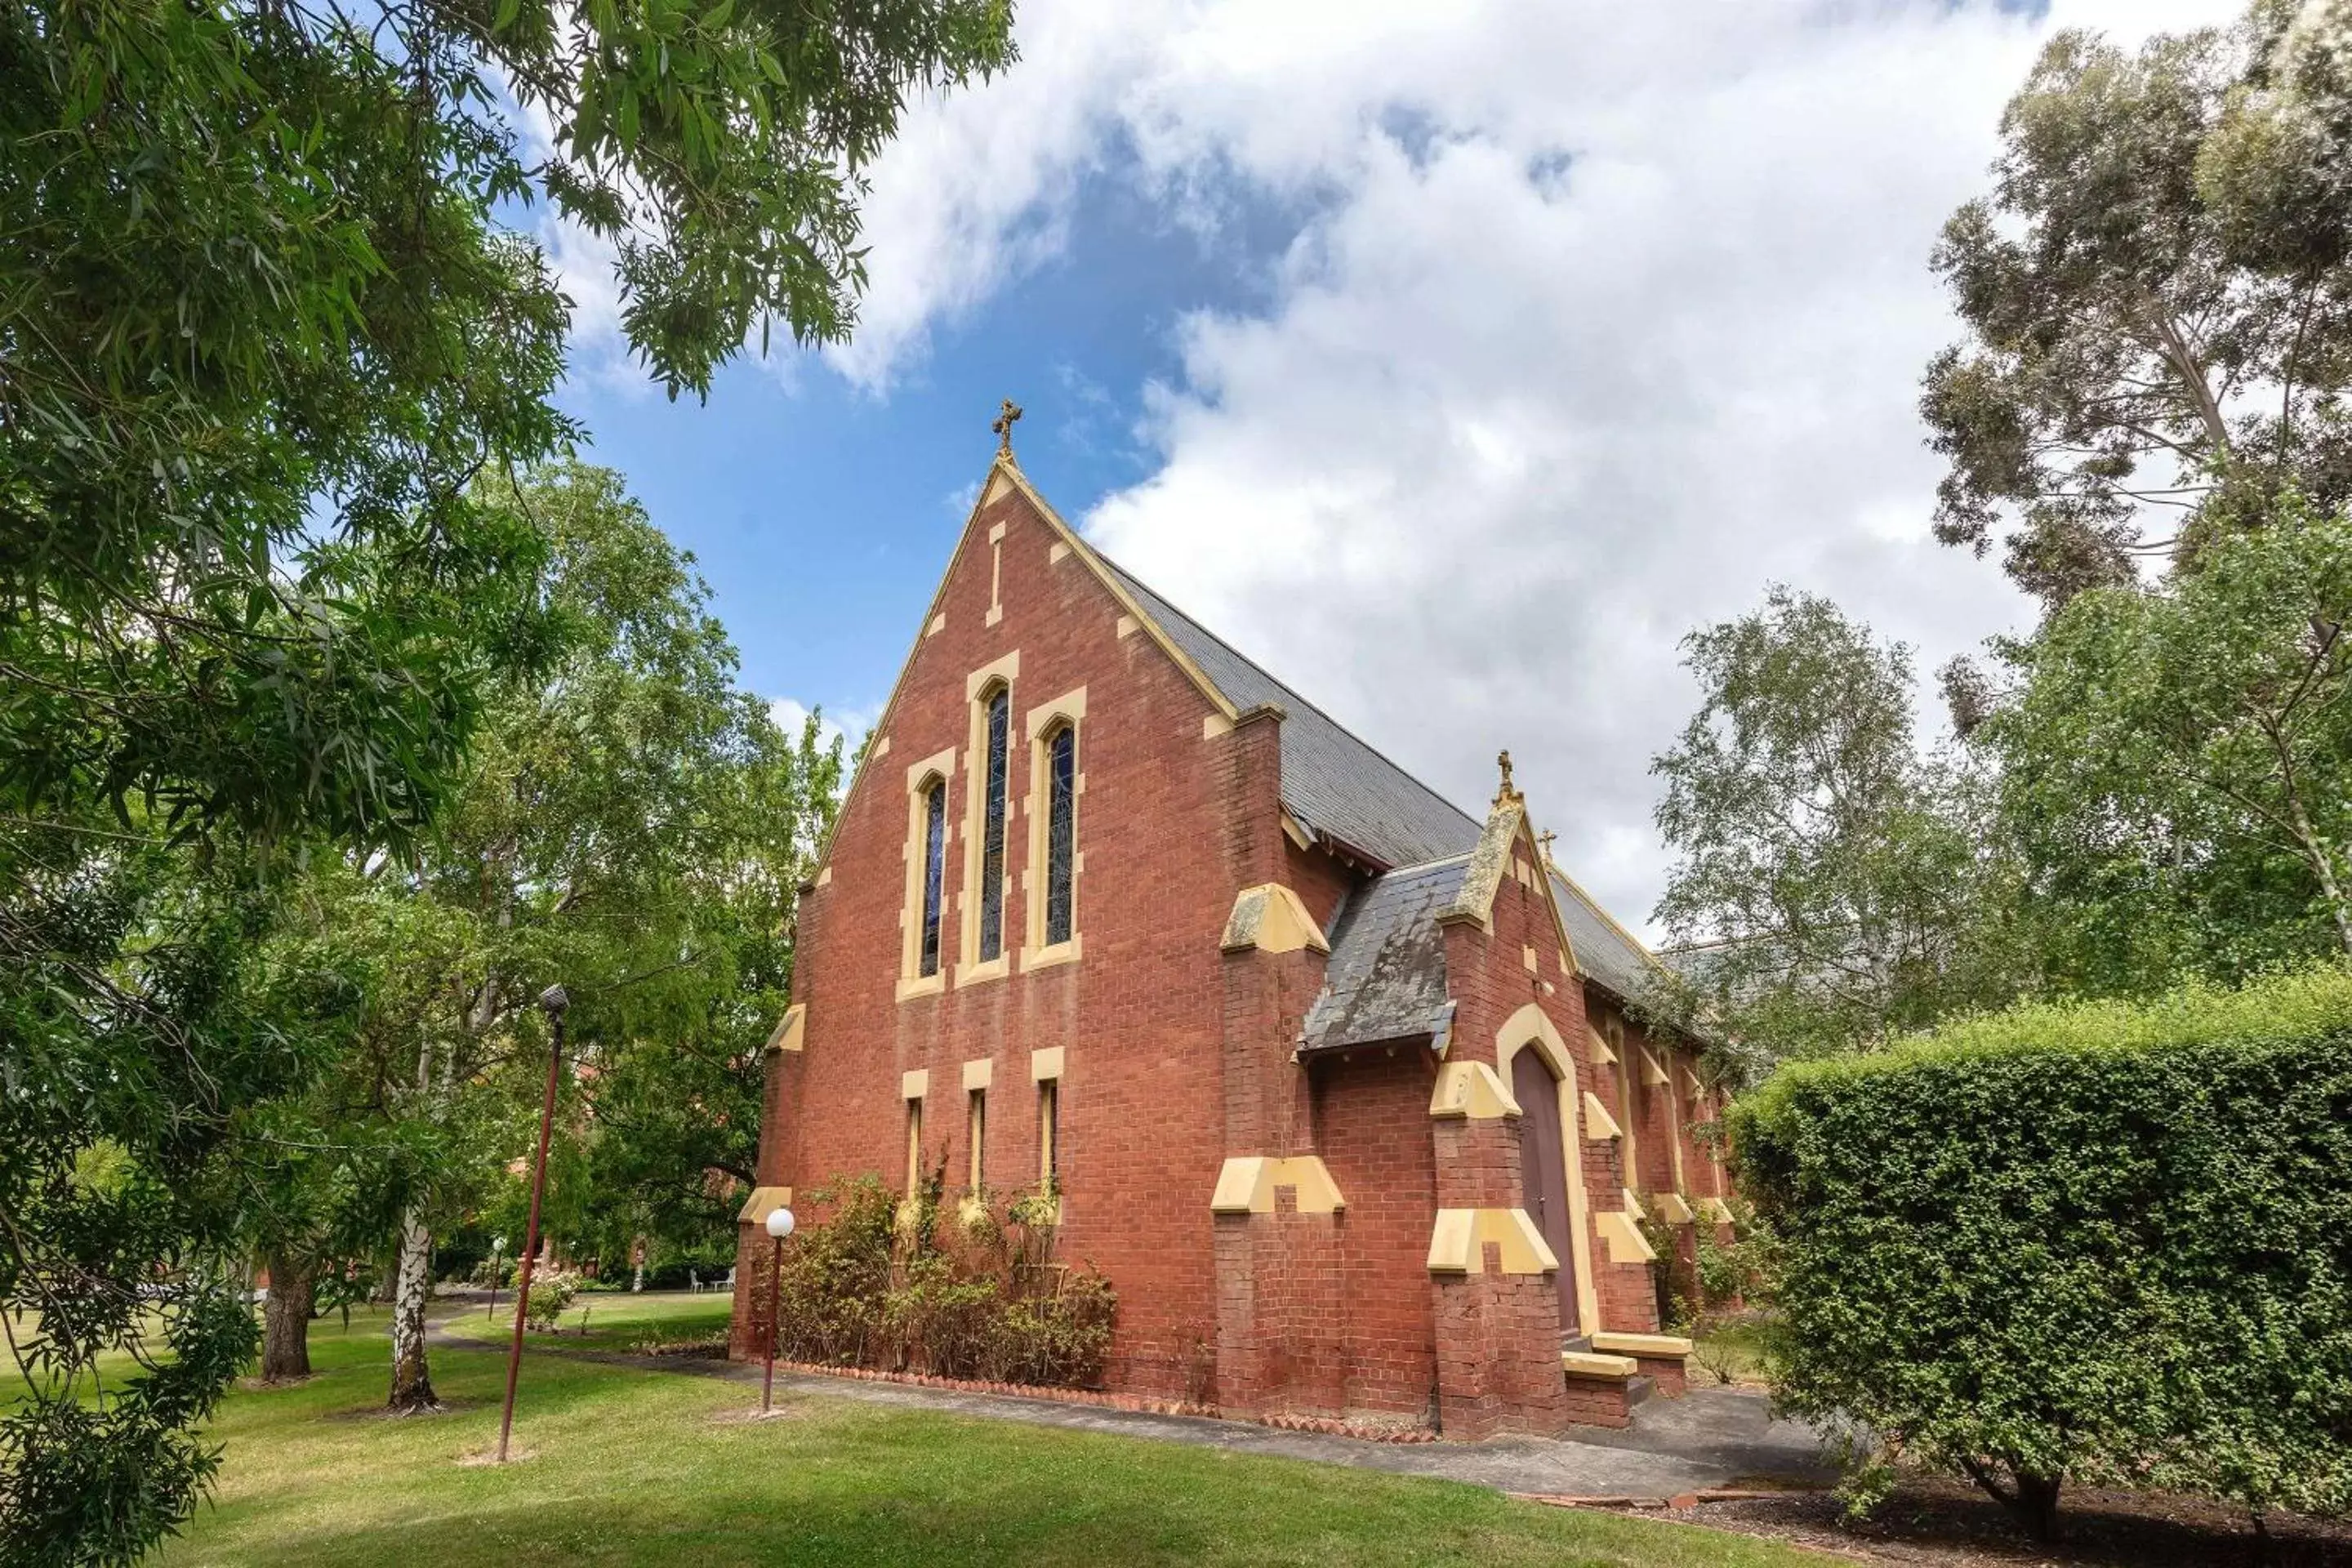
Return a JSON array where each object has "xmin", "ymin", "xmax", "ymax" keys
[
  {"xmin": 905, "ymin": 1097, "xmax": 924, "ymax": 1194},
  {"xmin": 1038, "ymin": 1080, "xmax": 1059, "ymax": 1187},
  {"xmin": 968, "ymin": 1089, "xmax": 986, "ymax": 1192}
]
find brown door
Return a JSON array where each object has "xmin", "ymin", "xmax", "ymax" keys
[{"xmin": 1512, "ymin": 1049, "xmax": 1579, "ymax": 1333}]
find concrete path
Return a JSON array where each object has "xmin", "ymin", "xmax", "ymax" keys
[{"xmin": 429, "ymin": 1310, "xmax": 1831, "ymax": 1500}]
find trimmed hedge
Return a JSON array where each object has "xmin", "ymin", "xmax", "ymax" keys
[{"xmin": 1730, "ymin": 966, "xmax": 2352, "ymax": 1533}]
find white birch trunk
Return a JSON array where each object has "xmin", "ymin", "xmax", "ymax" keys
[{"xmin": 385, "ymin": 1205, "xmax": 439, "ymax": 1411}]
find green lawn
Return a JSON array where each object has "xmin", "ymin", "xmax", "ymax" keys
[
  {"xmin": 439, "ymin": 1288, "xmax": 734, "ymax": 1354},
  {"xmin": 156, "ymin": 1307, "xmax": 1838, "ymax": 1567}
]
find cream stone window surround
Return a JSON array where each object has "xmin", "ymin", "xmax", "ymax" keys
[
  {"xmin": 956, "ymin": 652, "xmax": 1022, "ymax": 988},
  {"xmin": 1021, "ymin": 685, "xmax": 1087, "ymax": 972},
  {"xmin": 896, "ymin": 748, "xmax": 957, "ymax": 1003},
  {"xmin": 1494, "ymin": 1002, "xmax": 1601, "ymax": 1336}
]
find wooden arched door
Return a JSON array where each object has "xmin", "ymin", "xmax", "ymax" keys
[{"xmin": 1511, "ymin": 1048, "xmax": 1579, "ymax": 1334}]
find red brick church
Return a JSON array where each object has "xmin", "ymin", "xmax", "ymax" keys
[{"xmin": 731, "ymin": 422, "xmax": 1732, "ymax": 1436}]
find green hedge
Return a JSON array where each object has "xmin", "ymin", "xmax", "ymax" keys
[{"xmin": 1730, "ymin": 966, "xmax": 2352, "ymax": 1533}]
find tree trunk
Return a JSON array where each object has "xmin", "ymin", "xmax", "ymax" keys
[
  {"xmin": 260, "ymin": 1253, "xmax": 316, "ymax": 1382},
  {"xmin": 385, "ymin": 1206, "xmax": 439, "ymax": 1412},
  {"xmin": 2013, "ymin": 1469, "xmax": 2062, "ymax": 1543}
]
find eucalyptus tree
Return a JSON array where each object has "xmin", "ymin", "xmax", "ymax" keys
[{"xmin": 1923, "ymin": 0, "xmax": 2352, "ymax": 611}]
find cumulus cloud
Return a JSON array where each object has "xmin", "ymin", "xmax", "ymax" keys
[{"xmin": 800, "ymin": 1, "xmax": 2243, "ymax": 933}]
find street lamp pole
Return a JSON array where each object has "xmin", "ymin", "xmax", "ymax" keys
[
  {"xmin": 761, "ymin": 1205, "xmax": 795, "ymax": 1414},
  {"xmin": 497, "ymin": 984, "xmax": 568, "ymax": 1463}
]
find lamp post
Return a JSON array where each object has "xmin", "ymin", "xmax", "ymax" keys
[
  {"xmin": 486, "ymin": 1236, "xmax": 506, "ymax": 1319},
  {"xmin": 497, "ymin": 984, "xmax": 568, "ymax": 1463},
  {"xmin": 760, "ymin": 1205, "xmax": 795, "ymax": 1415}
]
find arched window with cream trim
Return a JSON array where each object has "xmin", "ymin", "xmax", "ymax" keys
[
  {"xmin": 918, "ymin": 775, "xmax": 947, "ymax": 977},
  {"xmin": 975, "ymin": 683, "xmax": 1011, "ymax": 963},
  {"xmin": 1021, "ymin": 686, "xmax": 1086, "ymax": 969},
  {"xmin": 1042, "ymin": 720, "xmax": 1076, "ymax": 946}
]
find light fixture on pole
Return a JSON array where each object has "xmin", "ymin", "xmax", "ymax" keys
[
  {"xmin": 497, "ymin": 984, "xmax": 568, "ymax": 1463},
  {"xmin": 486, "ymin": 1236, "xmax": 506, "ymax": 1319},
  {"xmin": 761, "ymin": 1205, "xmax": 795, "ymax": 1415}
]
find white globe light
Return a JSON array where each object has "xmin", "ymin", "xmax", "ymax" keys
[{"xmin": 764, "ymin": 1207, "xmax": 796, "ymax": 1240}]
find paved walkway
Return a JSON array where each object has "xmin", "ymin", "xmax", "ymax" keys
[{"xmin": 429, "ymin": 1307, "xmax": 1833, "ymax": 1500}]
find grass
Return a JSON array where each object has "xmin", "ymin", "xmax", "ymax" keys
[
  {"xmin": 1687, "ymin": 1317, "xmax": 1774, "ymax": 1389},
  {"xmin": 157, "ymin": 1304, "xmax": 1841, "ymax": 1567},
  {"xmin": 439, "ymin": 1289, "xmax": 734, "ymax": 1354}
]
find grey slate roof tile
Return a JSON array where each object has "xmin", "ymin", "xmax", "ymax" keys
[
  {"xmin": 1093, "ymin": 547, "xmax": 1669, "ymax": 1014},
  {"xmin": 1303, "ymin": 856, "xmax": 1469, "ymax": 1050}
]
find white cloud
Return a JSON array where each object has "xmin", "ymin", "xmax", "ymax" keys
[{"xmin": 826, "ymin": 0, "xmax": 2245, "ymax": 933}]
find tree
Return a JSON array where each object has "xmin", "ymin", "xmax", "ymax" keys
[
  {"xmin": 1984, "ymin": 492, "xmax": 2352, "ymax": 994},
  {"xmin": 1650, "ymin": 588, "xmax": 2023, "ymax": 1073},
  {"xmin": 3, "ymin": 0, "xmax": 1011, "ymax": 1550},
  {"xmin": 359, "ymin": 463, "xmax": 811, "ymax": 1410},
  {"xmin": 566, "ymin": 710, "xmax": 844, "ymax": 1270},
  {"xmin": 1922, "ymin": 2, "xmax": 2352, "ymax": 612}
]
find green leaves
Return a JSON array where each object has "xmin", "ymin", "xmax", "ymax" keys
[
  {"xmin": 1985, "ymin": 493, "xmax": 2352, "ymax": 991},
  {"xmin": 1735, "ymin": 964, "xmax": 2352, "ymax": 1526},
  {"xmin": 1924, "ymin": 3, "xmax": 2352, "ymax": 610},
  {"xmin": 1649, "ymin": 588, "xmax": 2024, "ymax": 1075}
]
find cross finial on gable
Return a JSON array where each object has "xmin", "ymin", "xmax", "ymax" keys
[
  {"xmin": 1494, "ymin": 749, "xmax": 1521, "ymax": 807},
  {"xmin": 1536, "ymin": 829, "xmax": 1557, "ymax": 864},
  {"xmin": 992, "ymin": 398, "xmax": 1024, "ymax": 460}
]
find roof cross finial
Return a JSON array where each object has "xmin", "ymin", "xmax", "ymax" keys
[
  {"xmin": 992, "ymin": 398, "xmax": 1024, "ymax": 461},
  {"xmin": 1494, "ymin": 749, "xmax": 1521, "ymax": 807},
  {"xmin": 1536, "ymin": 829, "xmax": 1557, "ymax": 864}
]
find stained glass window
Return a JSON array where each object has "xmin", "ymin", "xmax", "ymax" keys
[
  {"xmin": 1045, "ymin": 724, "xmax": 1076, "ymax": 946},
  {"xmin": 919, "ymin": 778, "xmax": 947, "ymax": 978},
  {"xmin": 978, "ymin": 686, "xmax": 1010, "ymax": 961}
]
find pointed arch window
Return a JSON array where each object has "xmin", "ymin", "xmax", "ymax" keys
[
  {"xmin": 977, "ymin": 684, "xmax": 1011, "ymax": 962},
  {"xmin": 919, "ymin": 776, "xmax": 947, "ymax": 978},
  {"xmin": 1044, "ymin": 722, "xmax": 1077, "ymax": 946}
]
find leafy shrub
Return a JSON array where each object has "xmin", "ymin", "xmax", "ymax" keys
[
  {"xmin": 1731, "ymin": 964, "xmax": 2352, "ymax": 1537},
  {"xmin": 522, "ymin": 1266, "xmax": 580, "ymax": 1331},
  {"xmin": 757, "ymin": 1173, "xmax": 1114, "ymax": 1388}
]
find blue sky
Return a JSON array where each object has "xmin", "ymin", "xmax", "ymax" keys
[
  {"xmin": 536, "ymin": 0, "xmax": 2235, "ymax": 934},
  {"xmin": 555, "ymin": 168, "xmax": 1298, "ymax": 733}
]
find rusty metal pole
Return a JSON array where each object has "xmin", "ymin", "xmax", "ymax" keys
[{"xmin": 497, "ymin": 984, "xmax": 568, "ymax": 1463}]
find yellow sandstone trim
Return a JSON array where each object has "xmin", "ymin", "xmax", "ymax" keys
[
  {"xmin": 1218, "ymin": 884, "xmax": 1330, "ymax": 956},
  {"xmin": 737, "ymin": 1186, "xmax": 793, "ymax": 1225},
  {"xmin": 1595, "ymin": 1208, "xmax": 1655, "ymax": 1265},
  {"xmin": 1582, "ymin": 1091, "xmax": 1623, "ymax": 1142},
  {"xmin": 1654, "ymin": 1191, "xmax": 1696, "ymax": 1224},
  {"xmin": 1030, "ymin": 1046, "xmax": 1064, "ymax": 1082},
  {"xmin": 901, "ymin": 1069, "xmax": 929, "ymax": 1101},
  {"xmin": 1428, "ymin": 1060, "xmax": 1520, "ymax": 1120},
  {"xmin": 961, "ymin": 1058, "xmax": 992, "ymax": 1092},
  {"xmin": 1561, "ymin": 1350, "xmax": 1639, "ymax": 1380},
  {"xmin": 1209, "ymin": 1155, "xmax": 1345, "ymax": 1215},
  {"xmin": 1699, "ymin": 1196, "xmax": 1735, "ymax": 1223},
  {"xmin": 1591, "ymin": 1331, "xmax": 1695, "ymax": 1359},
  {"xmin": 1586, "ymin": 1022, "xmax": 1617, "ymax": 1067},
  {"xmin": 1641, "ymin": 1048, "xmax": 1671, "ymax": 1088},
  {"xmin": 764, "ymin": 1004, "xmax": 806, "ymax": 1054},
  {"xmin": 1425, "ymin": 1208, "xmax": 1558, "ymax": 1275}
]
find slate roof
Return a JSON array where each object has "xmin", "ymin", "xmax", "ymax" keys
[
  {"xmin": 1093, "ymin": 543, "xmax": 1672, "ymax": 1018},
  {"xmin": 1098, "ymin": 558, "xmax": 1479, "ymax": 870},
  {"xmin": 1302, "ymin": 855, "xmax": 1468, "ymax": 1050},
  {"xmin": 1551, "ymin": 869, "xmax": 1668, "ymax": 1005}
]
